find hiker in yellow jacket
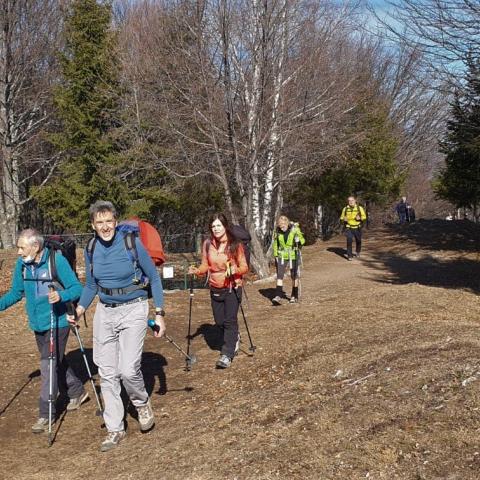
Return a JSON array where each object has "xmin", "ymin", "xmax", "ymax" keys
[
  {"xmin": 340, "ymin": 196, "xmax": 367, "ymax": 261},
  {"xmin": 272, "ymin": 215, "xmax": 305, "ymax": 304}
]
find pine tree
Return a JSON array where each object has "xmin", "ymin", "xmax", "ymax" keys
[
  {"xmin": 292, "ymin": 105, "xmax": 402, "ymax": 214},
  {"xmin": 35, "ymin": 0, "xmax": 126, "ymax": 230},
  {"xmin": 435, "ymin": 55, "xmax": 480, "ymax": 222}
]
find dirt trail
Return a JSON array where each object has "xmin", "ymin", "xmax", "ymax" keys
[{"xmin": 0, "ymin": 221, "xmax": 479, "ymax": 480}]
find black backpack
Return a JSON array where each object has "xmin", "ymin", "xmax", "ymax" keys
[
  {"xmin": 206, "ymin": 224, "xmax": 252, "ymax": 268},
  {"xmin": 21, "ymin": 235, "xmax": 77, "ymax": 289},
  {"xmin": 45, "ymin": 236, "xmax": 77, "ymax": 283}
]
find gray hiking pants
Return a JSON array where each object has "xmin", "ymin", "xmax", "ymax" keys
[
  {"xmin": 93, "ymin": 299, "xmax": 149, "ymax": 432},
  {"xmin": 35, "ymin": 326, "xmax": 85, "ymax": 418}
]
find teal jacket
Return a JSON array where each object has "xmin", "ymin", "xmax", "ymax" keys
[
  {"xmin": 273, "ymin": 224, "xmax": 305, "ymax": 261},
  {"xmin": 0, "ymin": 249, "xmax": 82, "ymax": 332}
]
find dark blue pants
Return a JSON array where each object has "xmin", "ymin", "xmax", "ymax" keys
[
  {"xmin": 345, "ymin": 228, "xmax": 362, "ymax": 258},
  {"xmin": 35, "ymin": 327, "xmax": 84, "ymax": 418}
]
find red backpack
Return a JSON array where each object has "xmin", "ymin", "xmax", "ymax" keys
[{"xmin": 118, "ymin": 217, "xmax": 166, "ymax": 266}]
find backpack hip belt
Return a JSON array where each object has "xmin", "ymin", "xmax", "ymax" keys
[{"xmin": 97, "ymin": 282, "xmax": 149, "ymax": 296}]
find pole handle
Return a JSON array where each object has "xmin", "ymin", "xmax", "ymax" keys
[{"xmin": 148, "ymin": 319, "xmax": 160, "ymax": 334}]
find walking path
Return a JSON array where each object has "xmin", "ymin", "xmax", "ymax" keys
[{"xmin": 0, "ymin": 221, "xmax": 479, "ymax": 479}]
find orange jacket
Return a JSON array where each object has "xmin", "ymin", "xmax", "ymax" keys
[{"xmin": 197, "ymin": 238, "xmax": 248, "ymax": 288}]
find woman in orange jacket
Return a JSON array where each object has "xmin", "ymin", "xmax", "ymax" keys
[{"xmin": 189, "ymin": 213, "xmax": 248, "ymax": 368}]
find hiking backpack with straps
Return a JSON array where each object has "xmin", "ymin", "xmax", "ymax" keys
[
  {"xmin": 342, "ymin": 205, "xmax": 367, "ymax": 227},
  {"xmin": 21, "ymin": 235, "xmax": 77, "ymax": 288},
  {"xmin": 86, "ymin": 218, "xmax": 165, "ymax": 295}
]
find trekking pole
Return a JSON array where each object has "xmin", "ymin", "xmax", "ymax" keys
[
  {"xmin": 239, "ymin": 302, "xmax": 256, "ymax": 353},
  {"xmin": 294, "ymin": 237, "xmax": 302, "ymax": 303},
  {"xmin": 67, "ymin": 304, "xmax": 103, "ymax": 417},
  {"xmin": 148, "ymin": 320, "xmax": 197, "ymax": 367},
  {"xmin": 226, "ymin": 262, "xmax": 256, "ymax": 354},
  {"xmin": 186, "ymin": 273, "xmax": 195, "ymax": 371},
  {"xmin": 47, "ymin": 285, "xmax": 56, "ymax": 447}
]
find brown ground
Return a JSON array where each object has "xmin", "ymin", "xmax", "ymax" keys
[{"xmin": 0, "ymin": 220, "xmax": 480, "ymax": 480}]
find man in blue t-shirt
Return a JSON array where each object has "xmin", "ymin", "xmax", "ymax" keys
[
  {"xmin": 70, "ymin": 201, "xmax": 166, "ymax": 452},
  {"xmin": 0, "ymin": 229, "xmax": 87, "ymax": 433}
]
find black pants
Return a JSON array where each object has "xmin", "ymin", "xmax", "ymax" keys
[
  {"xmin": 35, "ymin": 327, "xmax": 84, "ymax": 418},
  {"xmin": 210, "ymin": 287, "xmax": 242, "ymax": 359},
  {"xmin": 345, "ymin": 228, "xmax": 362, "ymax": 258}
]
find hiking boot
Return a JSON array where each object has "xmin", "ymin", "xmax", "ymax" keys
[
  {"xmin": 100, "ymin": 431, "xmax": 126, "ymax": 452},
  {"xmin": 31, "ymin": 417, "xmax": 50, "ymax": 434},
  {"xmin": 289, "ymin": 297, "xmax": 297, "ymax": 304},
  {"xmin": 272, "ymin": 296, "xmax": 282, "ymax": 305},
  {"xmin": 66, "ymin": 392, "xmax": 89, "ymax": 411},
  {"xmin": 234, "ymin": 333, "xmax": 241, "ymax": 356},
  {"xmin": 137, "ymin": 400, "xmax": 155, "ymax": 431},
  {"xmin": 216, "ymin": 354, "xmax": 232, "ymax": 369}
]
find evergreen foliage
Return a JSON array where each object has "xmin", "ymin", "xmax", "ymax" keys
[
  {"xmin": 292, "ymin": 105, "xmax": 403, "ymax": 217},
  {"xmin": 435, "ymin": 55, "xmax": 480, "ymax": 221},
  {"xmin": 34, "ymin": 0, "xmax": 125, "ymax": 230}
]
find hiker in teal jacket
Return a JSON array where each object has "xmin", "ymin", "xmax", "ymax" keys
[
  {"xmin": 0, "ymin": 229, "xmax": 87, "ymax": 433},
  {"xmin": 272, "ymin": 215, "xmax": 305, "ymax": 304}
]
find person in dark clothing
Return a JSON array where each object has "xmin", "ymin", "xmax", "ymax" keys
[
  {"xmin": 395, "ymin": 196, "xmax": 413, "ymax": 224},
  {"xmin": 189, "ymin": 213, "xmax": 248, "ymax": 369}
]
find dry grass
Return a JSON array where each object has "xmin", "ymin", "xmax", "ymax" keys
[{"xmin": 0, "ymin": 220, "xmax": 479, "ymax": 479}]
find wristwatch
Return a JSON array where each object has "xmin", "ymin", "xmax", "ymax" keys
[{"xmin": 155, "ymin": 308, "xmax": 166, "ymax": 317}]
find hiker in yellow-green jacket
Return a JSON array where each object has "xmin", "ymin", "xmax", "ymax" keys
[
  {"xmin": 340, "ymin": 196, "xmax": 367, "ymax": 261},
  {"xmin": 272, "ymin": 215, "xmax": 305, "ymax": 305}
]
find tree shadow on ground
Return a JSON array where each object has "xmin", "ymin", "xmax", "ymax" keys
[
  {"xmin": 367, "ymin": 252, "xmax": 480, "ymax": 293},
  {"xmin": 190, "ymin": 323, "xmax": 223, "ymax": 351},
  {"xmin": 384, "ymin": 219, "xmax": 480, "ymax": 253},
  {"xmin": 326, "ymin": 247, "xmax": 348, "ymax": 259},
  {"xmin": 0, "ymin": 369, "xmax": 41, "ymax": 417}
]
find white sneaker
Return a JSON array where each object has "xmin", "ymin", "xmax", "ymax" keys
[
  {"xmin": 100, "ymin": 431, "xmax": 126, "ymax": 452},
  {"xmin": 31, "ymin": 417, "xmax": 50, "ymax": 434},
  {"xmin": 216, "ymin": 354, "xmax": 232, "ymax": 369},
  {"xmin": 272, "ymin": 296, "xmax": 282, "ymax": 305},
  {"xmin": 66, "ymin": 392, "xmax": 89, "ymax": 411},
  {"xmin": 137, "ymin": 400, "xmax": 155, "ymax": 431}
]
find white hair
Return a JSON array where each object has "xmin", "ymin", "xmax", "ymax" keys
[{"xmin": 18, "ymin": 228, "xmax": 44, "ymax": 249}]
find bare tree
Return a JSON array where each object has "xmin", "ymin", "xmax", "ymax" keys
[
  {"xmin": 116, "ymin": 0, "xmax": 372, "ymax": 275},
  {"xmin": 370, "ymin": 0, "xmax": 480, "ymax": 87},
  {"xmin": 0, "ymin": 0, "xmax": 61, "ymax": 247}
]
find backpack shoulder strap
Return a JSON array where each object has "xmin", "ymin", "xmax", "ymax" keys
[
  {"xmin": 48, "ymin": 249, "xmax": 67, "ymax": 289},
  {"xmin": 123, "ymin": 232, "xmax": 139, "ymax": 264},
  {"xmin": 48, "ymin": 249, "xmax": 58, "ymax": 283},
  {"xmin": 86, "ymin": 236, "xmax": 97, "ymax": 278}
]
